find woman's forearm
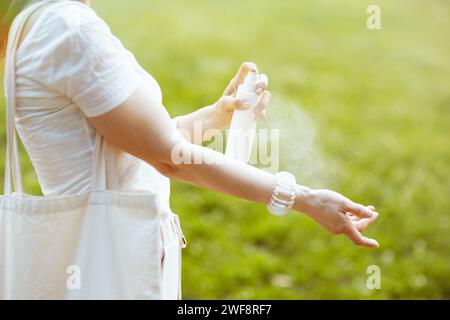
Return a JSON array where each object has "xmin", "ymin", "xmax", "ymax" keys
[
  {"xmin": 155, "ymin": 139, "xmax": 380, "ymax": 249},
  {"xmin": 158, "ymin": 139, "xmax": 277, "ymax": 205}
]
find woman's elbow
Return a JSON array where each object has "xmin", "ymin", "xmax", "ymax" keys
[
  {"xmin": 150, "ymin": 161, "xmax": 178, "ymax": 178},
  {"xmin": 149, "ymin": 138, "xmax": 191, "ymax": 178}
]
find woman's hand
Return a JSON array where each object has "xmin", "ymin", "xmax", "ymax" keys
[
  {"xmin": 212, "ymin": 62, "xmax": 271, "ymax": 130},
  {"xmin": 174, "ymin": 62, "xmax": 271, "ymax": 143},
  {"xmin": 295, "ymin": 187, "xmax": 380, "ymax": 248}
]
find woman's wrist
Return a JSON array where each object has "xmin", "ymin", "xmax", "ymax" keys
[
  {"xmin": 293, "ymin": 184, "xmax": 314, "ymax": 214},
  {"xmin": 176, "ymin": 105, "xmax": 224, "ymax": 143},
  {"xmin": 204, "ymin": 104, "xmax": 227, "ymax": 131}
]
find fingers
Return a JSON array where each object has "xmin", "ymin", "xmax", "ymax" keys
[
  {"xmin": 346, "ymin": 212, "xmax": 359, "ymax": 222},
  {"xmin": 223, "ymin": 62, "xmax": 258, "ymax": 96},
  {"xmin": 239, "ymin": 61, "xmax": 259, "ymax": 76},
  {"xmin": 220, "ymin": 62, "xmax": 270, "ymax": 118},
  {"xmin": 233, "ymin": 62, "xmax": 259, "ymax": 85},
  {"xmin": 352, "ymin": 211, "xmax": 379, "ymax": 231},
  {"xmin": 344, "ymin": 225, "xmax": 379, "ymax": 248},
  {"xmin": 254, "ymin": 110, "xmax": 266, "ymax": 122},
  {"xmin": 216, "ymin": 96, "xmax": 251, "ymax": 112},
  {"xmin": 254, "ymin": 91, "xmax": 271, "ymax": 121},
  {"xmin": 255, "ymin": 74, "xmax": 269, "ymax": 95},
  {"xmin": 218, "ymin": 89, "xmax": 272, "ymax": 118},
  {"xmin": 344, "ymin": 201, "xmax": 377, "ymax": 219}
]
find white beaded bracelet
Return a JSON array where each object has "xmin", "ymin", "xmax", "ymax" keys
[{"xmin": 267, "ymin": 171, "xmax": 297, "ymax": 216}]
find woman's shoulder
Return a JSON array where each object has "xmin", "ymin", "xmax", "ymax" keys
[
  {"xmin": 39, "ymin": 2, "xmax": 106, "ymax": 32},
  {"xmin": 17, "ymin": 2, "xmax": 112, "ymax": 58},
  {"xmin": 13, "ymin": 2, "xmax": 106, "ymax": 47}
]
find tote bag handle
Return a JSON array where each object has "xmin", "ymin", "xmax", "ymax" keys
[{"xmin": 4, "ymin": 0, "xmax": 112, "ymax": 196}]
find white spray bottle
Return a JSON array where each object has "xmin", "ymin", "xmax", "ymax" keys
[{"xmin": 225, "ymin": 71, "xmax": 260, "ymax": 163}]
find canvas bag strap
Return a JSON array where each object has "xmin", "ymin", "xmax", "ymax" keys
[
  {"xmin": 91, "ymin": 132, "xmax": 119, "ymax": 191},
  {"xmin": 3, "ymin": 0, "xmax": 55, "ymax": 195},
  {"xmin": 4, "ymin": 0, "xmax": 113, "ymax": 195}
]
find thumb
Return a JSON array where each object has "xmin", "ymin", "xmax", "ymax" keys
[
  {"xmin": 223, "ymin": 62, "xmax": 258, "ymax": 96},
  {"xmin": 216, "ymin": 96, "xmax": 252, "ymax": 112}
]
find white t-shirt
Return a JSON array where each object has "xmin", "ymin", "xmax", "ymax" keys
[{"xmin": 14, "ymin": 1, "xmax": 174, "ymax": 211}]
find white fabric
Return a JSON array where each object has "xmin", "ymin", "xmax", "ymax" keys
[
  {"xmin": 14, "ymin": 0, "xmax": 175, "ymax": 214},
  {"xmin": 1, "ymin": 0, "xmax": 184, "ymax": 300}
]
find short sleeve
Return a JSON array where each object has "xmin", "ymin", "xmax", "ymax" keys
[{"xmin": 40, "ymin": 5, "xmax": 141, "ymax": 117}]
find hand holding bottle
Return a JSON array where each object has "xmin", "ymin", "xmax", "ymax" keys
[{"xmin": 211, "ymin": 62, "xmax": 270, "ymax": 131}]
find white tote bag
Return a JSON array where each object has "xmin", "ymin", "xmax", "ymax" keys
[{"xmin": 0, "ymin": 0, "xmax": 185, "ymax": 300}]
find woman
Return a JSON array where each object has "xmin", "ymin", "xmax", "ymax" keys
[{"xmin": 1, "ymin": 0, "xmax": 379, "ymax": 298}]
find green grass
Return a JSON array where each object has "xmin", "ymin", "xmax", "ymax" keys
[{"xmin": 1, "ymin": 0, "xmax": 449, "ymax": 299}]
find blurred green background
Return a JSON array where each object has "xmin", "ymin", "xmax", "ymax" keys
[{"xmin": 1, "ymin": 0, "xmax": 449, "ymax": 299}]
